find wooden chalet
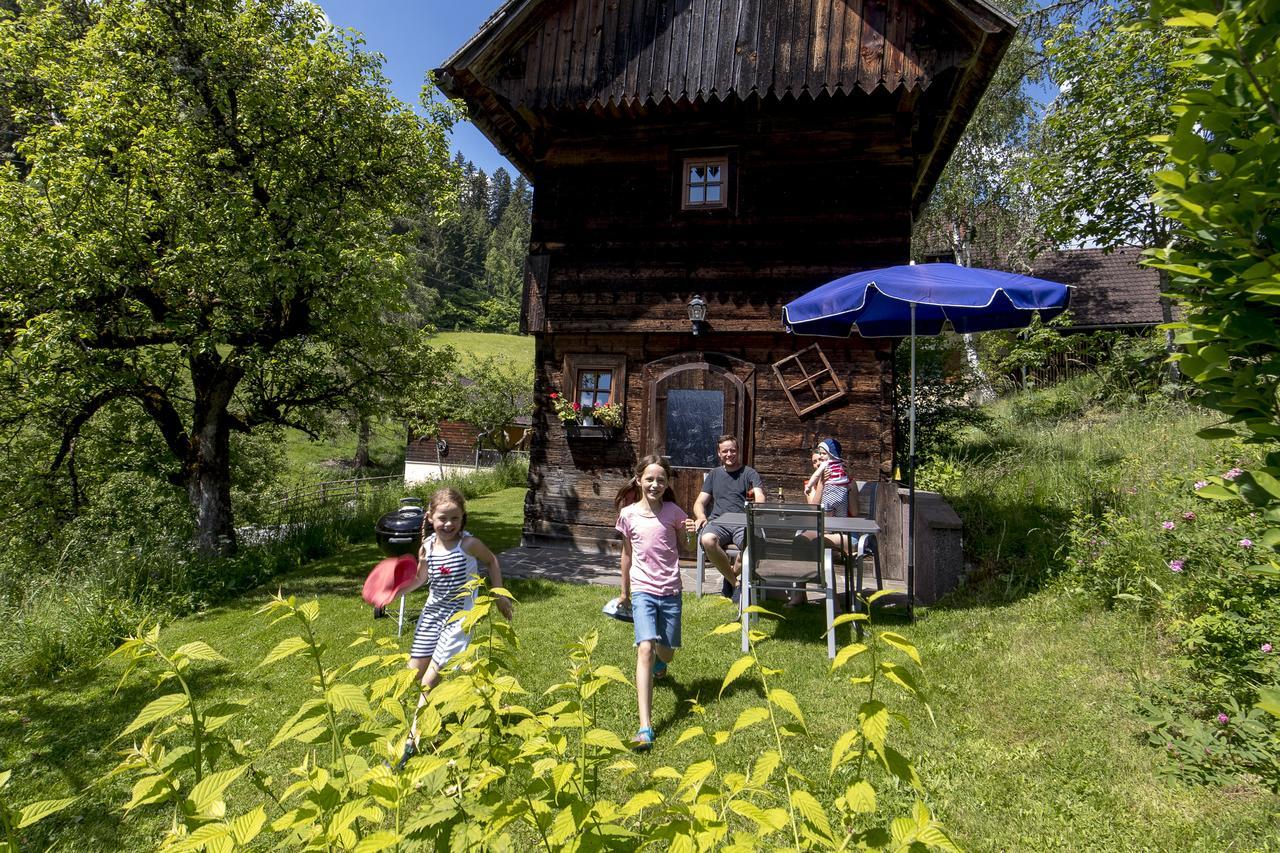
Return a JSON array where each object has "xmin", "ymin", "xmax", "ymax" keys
[{"xmin": 436, "ymin": 0, "xmax": 1017, "ymax": 554}]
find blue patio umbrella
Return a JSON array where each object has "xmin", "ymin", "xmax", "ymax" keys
[{"xmin": 782, "ymin": 263, "xmax": 1072, "ymax": 617}]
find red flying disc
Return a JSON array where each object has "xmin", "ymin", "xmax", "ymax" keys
[{"xmin": 362, "ymin": 554, "xmax": 418, "ymax": 607}]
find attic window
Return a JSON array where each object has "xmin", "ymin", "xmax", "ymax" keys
[
  {"xmin": 682, "ymin": 157, "xmax": 728, "ymax": 210},
  {"xmin": 772, "ymin": 344, "xmax": 846, "ymax": 416}
]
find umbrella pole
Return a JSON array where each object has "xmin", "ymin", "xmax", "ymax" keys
[{"xmin": 907, "ymin": 304, "xmax": 916, "ymax": 620}]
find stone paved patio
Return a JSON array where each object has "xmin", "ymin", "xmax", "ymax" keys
[{"xmin": 496, "ymin": 545, "xmax": 903, "ymax": 602}]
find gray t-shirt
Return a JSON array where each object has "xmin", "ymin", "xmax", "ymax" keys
[{"xmin": 701, "ymin": 465, "xmax": 764, "ymax": 520}]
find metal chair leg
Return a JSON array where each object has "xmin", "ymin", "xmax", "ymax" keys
[
  {"xmin": 695, "ymin": 537, "xmax": 705, "ymax": 598},
  {"xmin": 825, "ymin": 555, "xmax": 837, "ymax": 660}
]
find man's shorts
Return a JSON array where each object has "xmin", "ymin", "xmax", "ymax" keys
[
  {"xmin": 703, "ymin": 521, "xmax": 746, "ymax": 552},
  {"xmin": 631, "ymin": 592, "xmax": 682, "ymax": 649}
]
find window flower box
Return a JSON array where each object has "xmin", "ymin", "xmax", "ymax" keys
[{"xmin": 565, "ymin": 424, "xmax": 615, "ymax": 440}]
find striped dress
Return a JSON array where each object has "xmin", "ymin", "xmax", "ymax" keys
[
  {"xmin": 820, "ymin": 459, "xmax": 850, "ymax": 516},
  {"xmin": 410, "ymin": 533, "xmax": 480, "ymax": 666}
]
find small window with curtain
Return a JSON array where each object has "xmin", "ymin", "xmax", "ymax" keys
[{"xmin": 682, "ymin": 156, "xmax": 728, "ymax": 210}]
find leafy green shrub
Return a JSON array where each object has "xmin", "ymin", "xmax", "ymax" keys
[
  {"xmin": 976, "ymin": 312, "xmax": 1078, "ymax": 393},
  {"xmin": 405, "ymin": 457, "xmax": 529, "ymax": 503},
  {"xmin": 1141, "ymin": 694, "xmax": 1280, "ymax": 789},
  {"xmin": 1091, "ymin": 331, "xmax": 1170, "ymax": 405},
  {"xmin": 1005, "ymin": 381, "xmax": 1091, "ymax": 426},
  {"xmin": 1059, "ymin": 467, "xmax": 1280, "ymax": 788},
  {"xmin": 1144, "ymin": 0, "xmax": 1280, "ymax": 787},
  {"xmin": 893, "ymin": 334, "xmax": 990, "ymax": 471},
  {"xmin": 13, "ymin": 588, "xmax": 960, "ymax": 850},
  {"xmin": 1062, "ymin": 477, "xmax": 1279, "ymax": 703}
]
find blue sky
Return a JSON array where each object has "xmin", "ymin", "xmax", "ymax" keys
[{"xmin": 317, "ymin": 1, "xmax": 516, "ymax": 176}]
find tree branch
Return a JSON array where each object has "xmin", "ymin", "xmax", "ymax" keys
[{"xmin": 49, "ymin": 388, "xmax": 132, "ymax": 472}]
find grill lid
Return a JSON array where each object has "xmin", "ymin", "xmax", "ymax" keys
[{"xmin": 376, "ymin": 505, "xmax": 424, "ymax": 535}]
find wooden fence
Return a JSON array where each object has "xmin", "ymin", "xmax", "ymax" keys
[{"xmin": 272, "ymin": 474, "xmax": 404, "ymax": 517}]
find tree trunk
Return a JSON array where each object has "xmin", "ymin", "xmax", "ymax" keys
[
  {"xmin": 187, "ymin": 417, "xmax": 236, "ymax": 556},
  {"xmin": 354, "ymin": 415, "xmax": 372, "ymax": 470},
  {"xmin": 185, "ymin": 355, "xmax": 242, "ymax": 556},
  {"xmin": 950, "ymin": 229, "xmax": 994, "ymax": 401},
  {"xmin": 1156, "ymin": 268, "xmax": 1181, "ymax": 386}
]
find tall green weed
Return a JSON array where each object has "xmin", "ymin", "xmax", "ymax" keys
[{"xmin": 10, "ymin": 586, "xmax": 957, "ymax": 850}]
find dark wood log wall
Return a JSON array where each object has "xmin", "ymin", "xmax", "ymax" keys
[
  {"xmin": 436, "ymin": 0, "xmax": 1017, "ymax": 564},
  {"xmin": 519, "ymin": 107, "xmax": 909, "ymax": 551},
  {"xmin": 525, "ymin": 109, "xmax": 915, "ymax": 328},
  {"xmin": 525, "ymin": 332, "xmax": 894, "ymax": 550}
]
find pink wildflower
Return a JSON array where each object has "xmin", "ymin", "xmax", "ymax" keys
[
  {"xmin": 1217, "ymin": 713, "xmax": 1229, "ymax": 725},
  {"xmin": 1182, "ymin": 511, "xmax": 1197, "ymax": 521},
  {"xmin": 1194, "ymin": 480, "xmax": 1209, "ymax": 490},
  {"xmin": 1169, "ymin": 560, "xmax": 1185, "ymax": 572},
  {"xmin": 1224, "ymin": 468, "xmax": 1244, "ymax": 480},
  {"xmin": 1262, "ymin": 643, "xmax": 1273, "ymax": 654},
  {"xmin": 1161, "ymin": 521, "xmax": 1175, "ymax": 530},
  {"xmin": 1240, "ymin": 538, "xmax": 1254, "ymax": 549}
]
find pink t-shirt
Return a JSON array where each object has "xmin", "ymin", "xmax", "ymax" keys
[{"xmin": 615, "ymin": 501, "xmax": 689, "ymax": 597}]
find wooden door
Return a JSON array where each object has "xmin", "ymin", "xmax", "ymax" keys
[{"xmin": 643, "ymin": 355, "xmax": 754, "ymax": 551}]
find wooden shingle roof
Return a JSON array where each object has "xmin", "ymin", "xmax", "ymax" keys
[
  {"xmin": 435, "ymin": 0, "xmax": 1018, "ymax": 215},
  {"xmin": 1031, "ymin": 247, "xmax": 1166, "ymax": 330}
]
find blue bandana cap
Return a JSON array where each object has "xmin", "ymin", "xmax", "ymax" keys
[{"xmin": 818, "ymin": 438, "xmax": 842, "ymax": 461}]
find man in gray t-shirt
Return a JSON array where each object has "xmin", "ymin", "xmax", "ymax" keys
[{"xmin": 694, "ymin": 435, "xmax": 765, "ymax": 601}]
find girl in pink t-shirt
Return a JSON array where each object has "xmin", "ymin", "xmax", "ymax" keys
[{"xmin": 614, "ymin": 454, "xmax": 696, "ymax": 750}]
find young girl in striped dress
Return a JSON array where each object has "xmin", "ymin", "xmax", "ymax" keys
[
  {"xmin": 803, "ymin": 437, "xmax": 850, "ymax": 516},
  {"xmin": 396, "ymin": 487, "xmax": 511, "ymax": 768},
  {"xmin": 794, "ymin": 438, "xmax": 851, "ymax": 606}
]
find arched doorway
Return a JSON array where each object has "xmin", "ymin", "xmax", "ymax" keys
[{"xmin": 642, "ymin": 353, "xmax": 755, "ymax": 530}]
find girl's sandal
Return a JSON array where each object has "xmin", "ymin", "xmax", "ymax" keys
[
  {"xmin": 653, "ymin": 660, "xmax": 669, "ymax": 680},
  {"xmin": 392, "ymin": 738, "xmax": 418, "ymax": 772},
  {"xmin": 630, "ymin": 727, "xmax": 655, "ymax": 751}
]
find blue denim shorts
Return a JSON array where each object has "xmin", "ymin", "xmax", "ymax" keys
[{"xmin": 631, "ymin": 592, "xmax": 682, "ymax": 649}]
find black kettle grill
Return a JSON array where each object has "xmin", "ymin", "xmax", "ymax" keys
[{"xmin": 375, "ymin": 498, "xmax": 425, "ymax": 557}]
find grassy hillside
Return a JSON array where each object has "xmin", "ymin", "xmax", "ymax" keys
[
  {"xmin": 277, "ymin": 332, "xmax": 533, "ymax": 484},
  {"xmin": 429, "ymin": 331, "xmax": 534, "ymax": 368}
]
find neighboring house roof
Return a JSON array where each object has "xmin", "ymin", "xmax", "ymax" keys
[
  {"xmin": 1030, "ymin": 247, "xmax": 1166, "ymax": 330},
  {"xmin": 434, "ymin": 0, "xmax": 1018, "ymax": 217}
]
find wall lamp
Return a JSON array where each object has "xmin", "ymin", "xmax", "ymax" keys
[{"xmin": 687, "ymin": 294, "xmax": 708, "ymax": 335}]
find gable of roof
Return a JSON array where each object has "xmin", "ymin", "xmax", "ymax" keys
[
  {"xmin": 435, "ymin": 0, "xmax": 1017, "ymax": 216},
  {"xmin": 1030, "ymin": 247, "xmax": 1166, "ymax": 329}
]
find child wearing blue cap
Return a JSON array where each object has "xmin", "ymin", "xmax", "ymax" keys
[
  {"xmin": 803, "ymin": 438, "xmax": 850, "ymax": 516},
  {"xmin": 795, "ymin": 438, "xmax": 851, "ymax": 606}
]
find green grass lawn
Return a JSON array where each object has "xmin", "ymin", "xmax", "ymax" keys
[{"xmin": 5, "ymin": 486, "xmax": 1278, "ymax": 850}]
